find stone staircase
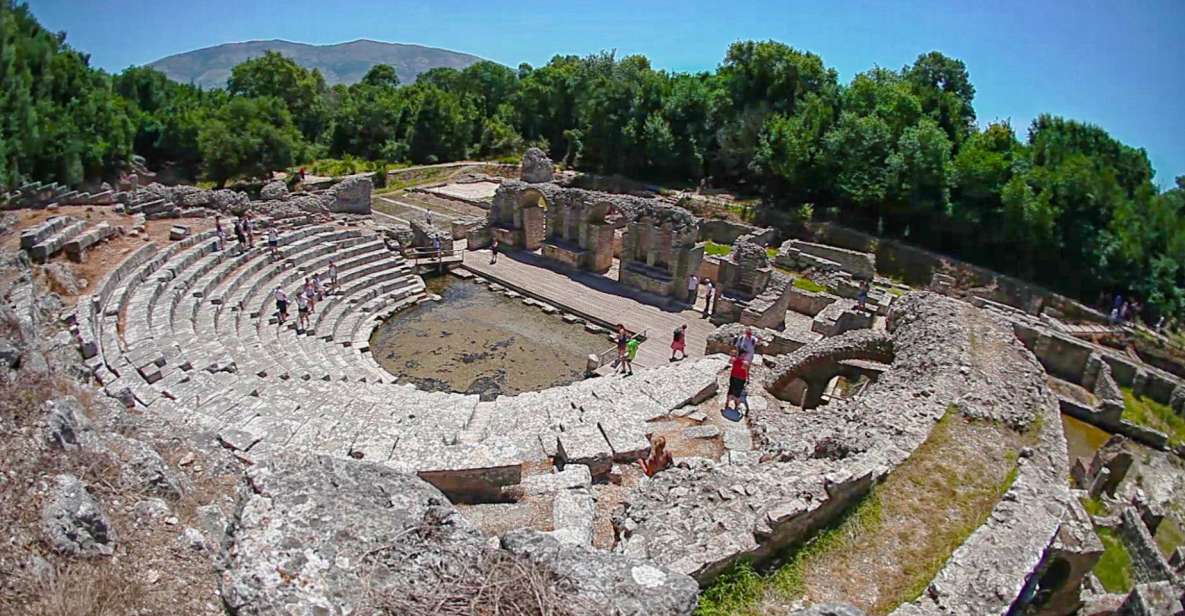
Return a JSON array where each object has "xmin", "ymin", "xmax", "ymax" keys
[{"xmin": 67, "ymin": 219, "xmax": 726, "ymax": 504}]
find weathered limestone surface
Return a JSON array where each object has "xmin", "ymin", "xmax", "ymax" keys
[
  {"xmin": 221, "ymin": 455, "xmax": 698, "ymax": 616},
  {"xmin": 615, "ymin": 293, "xmax": 1074, "ymax": 615},
  {"xmin": 504, "ymin": 529, "xmax": 700, "ymax": 615},
  {"xmin": 259, "ymin": 181, "xmax": 288, "ymax": 201},
  {"xmin": 324, "ymin": 176, "xmax": 372, "ymax": 214},
  {"xmin": 41, "ymin": 474, "xmax": 116, "ymax": 557},
  {"xmin": 520, "ymin": 147, "xmax": 555, "ymax": 183}
]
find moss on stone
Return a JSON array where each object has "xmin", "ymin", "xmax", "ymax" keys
[
  {"xmin": 1092, "ymin": 527, "xmax": 1134, "ymax": 593},
  {"xmin": 1121, "ymin": 386, "xmax": 1185, "ymax": 447}
]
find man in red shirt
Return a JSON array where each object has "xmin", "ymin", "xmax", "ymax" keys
[{"xmin": 725, "ymin": 349, "xmax": 749, "ymax": 416}]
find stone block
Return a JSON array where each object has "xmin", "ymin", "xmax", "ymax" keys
[
  {"xmin": 598, "ymin": 422, "xmax": 651, "ymax": 462},
  {"xmin": 522, "ymin": 465, "xmax": 592, "ymax": 495},
  {"xmin": 556, "ymin": 426, "xmax": 613, "ymax": 477},
  {"xmin": 683, "ymin": 425, "xmax": 720, "ymax": 439}
]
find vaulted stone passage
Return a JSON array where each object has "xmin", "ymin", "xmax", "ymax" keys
[{"xmin": 765, "ymin": 329, "xmax": 895, "ymax": 408}]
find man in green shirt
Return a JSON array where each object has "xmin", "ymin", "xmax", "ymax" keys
[{"xmin": 624, "ymin": 336, "xmax": 640, "ymax": 376}]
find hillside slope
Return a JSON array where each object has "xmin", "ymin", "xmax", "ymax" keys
[{"xmin": 148, "ymin": 38, "xmax": 484, "ymax": 88}]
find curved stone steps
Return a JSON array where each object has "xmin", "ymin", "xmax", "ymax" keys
[{"xmin": 234, "ymin": 236, "xmax": 388, "ymax": 334}]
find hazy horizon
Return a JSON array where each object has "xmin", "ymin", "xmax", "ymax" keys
[{"xmin": 25, "ymin": 0, "xmax": 1185, "ymax": 185}]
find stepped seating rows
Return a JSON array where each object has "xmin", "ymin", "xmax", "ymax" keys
[
  {"xmin": 2, "ymin": 181, "xmax": 114, "ymax": 209},
  {"xmin": 75, "ymin": 219, "xmax": 725, "ymax": 497}
]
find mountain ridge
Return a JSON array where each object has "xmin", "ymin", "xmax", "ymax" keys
[{"xmin": 147, "ymin": 38, "xmax": 486, "ymax": 89}]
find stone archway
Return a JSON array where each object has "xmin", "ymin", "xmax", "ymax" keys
[
  {"xmin": 765, "ymin": 330, "xmax": 895, "ymax": 408},
  {"xmin": 515, "ymin": 188, "xmax": 548, "ymax": 251}
]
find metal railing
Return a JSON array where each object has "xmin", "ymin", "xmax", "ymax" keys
[{"xmin": 589, "ymin": 329, "xmax": 648, "ymax": 371}]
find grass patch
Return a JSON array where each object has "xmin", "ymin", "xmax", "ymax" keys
[
  {"xmin": 1093, "ymin": 527, "xmax": 1134, "ymax": 593},
  {"xmin": 700, "ymin": 407, "xmax": 1026, "ymax": 615},
  {"xmin": 766, "ymin": 246, "xmax": 779, "ymax": 259},
  {"xmin": 1081, "ymin": 496, "xmax": 1108, "ymax": 517},
  {"xmin": 1120, "ymin": 387, "xmax": 1185, "ymax": 447},
  {"xmin": 705, "ymin": 241, "xmax": 733, "ymax": 257},
  {"xmin": 792, "ymin": 277, "xmax": 829, "ymax": 294},
  {"xmin": 1154, "ymin": 517, "xmax": 1185, "ymax": 558}
]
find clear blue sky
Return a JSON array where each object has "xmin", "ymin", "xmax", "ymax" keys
[{"xmin": 26, "ymin": 0, "xmax": 1185, "ymax": 187}]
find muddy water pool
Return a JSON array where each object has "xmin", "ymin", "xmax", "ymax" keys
[{"xmin": 370, "ymin": 275, "xmax": 607, "ymax": 399}]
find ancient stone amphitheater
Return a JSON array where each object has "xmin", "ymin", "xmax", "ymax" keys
[{"xmin": 2, "ymin": 163, "xmax": 1182, "ymax": 615}]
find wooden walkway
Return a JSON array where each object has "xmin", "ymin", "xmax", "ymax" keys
[{"xmin": 462, "ymin": 248, "xmax": 716, "ymax": 369}]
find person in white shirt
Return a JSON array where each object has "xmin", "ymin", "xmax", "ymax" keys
[
  {"xmin": 687, "ymin": 274, "xmax": 699, "ymax": 308},
  {"xmin": 312, "ymin": 273, "xmax": 325, "ymax": 301}
]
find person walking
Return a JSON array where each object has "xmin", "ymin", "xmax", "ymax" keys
[
  {"xmin": 702, "ymin": 279, "xmax": 715, "ymax": 318},
  {"xmin": 686, "ymin": 274, "xmax": 699, "ymax": 308},
  {"xmin": 670, "ymin": 324, "xmax": 687, "ymax": 361},
  {"xmin": 328, "ymin": 261, "xmax": 338, "ymax": 291},
  {"xmin": 215, "ymin": 216, "xmax": 226, "ymax": 251},
  {"xmin": 274, "ymin": 286, "xmax": 289, "ymax": 324},
  {"xmin": 303, "ymin": 278, "xmax": 317, "ymax": 314},
  {"xmin": 615, "ymin": 324, "xmax": 629, "ymax": 370},
  {"xmin": 312, "ymin": 273, "xmax": 325, "ymax": 301},
  {"xmin": 296, "ymin": 291, "xmax": 310, "ymax": 332},
  {"xmin": 724, "ymin": 349, "xmax": 750, "ymax": 416},
  {"xmin": 247, "ymin": 214, "xmax": 257, "ymax": 248},
  {"xmin": 490, "ymin": 237, "xmax": 500, "ymax": 264},
  {"xmin": 624, "ymin": 335, "xmax": 640, "ymax": 376},
  {"xmin": 233, "ymin": 218, "xmax": 246, "ymax": 254},
  {"xmin": 735, "ymin": 327, "xmax": 758, "ymax": 363},
  {"xmin": 857, "ymin": 278, "xmax": 871, "ymax": 310},
  {"xmin": 267, "ymin": 228, "xmax": 279, "ymax": 258}
]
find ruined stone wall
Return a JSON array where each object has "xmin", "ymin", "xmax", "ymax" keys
[
  {"xmin": 615, "ymin": 293, "xmax": 1070, "ymax": 604},
  {"xmin": 798, "ymin": 221, "xmax": 1111, "ymax": 323}
]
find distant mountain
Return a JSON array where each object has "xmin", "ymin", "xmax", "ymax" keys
[{"xmin": 147, "ymin": 39, "xmax": 485, "ymax": 89}]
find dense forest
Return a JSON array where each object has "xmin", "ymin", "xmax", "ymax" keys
[{"xmin": 2, "ymin": 1, "xmax": 1183, "ymax": 320}]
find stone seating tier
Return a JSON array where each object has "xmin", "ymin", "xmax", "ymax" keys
[{"xmin": 77, "ymin": 220, "xmax": 729, "ymax": 498}]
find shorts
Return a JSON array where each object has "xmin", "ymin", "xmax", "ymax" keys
[
  {"xmin": 269, "ymin": 239, "xmax": 278, "ymax": 248},
  {"xmin": 276, "ymin": 300, "xmax": 288, "ymax": 313},
  {"xmin": 298, "ymin": 307, "xmax": 309, "ymax": 315},
  {"xmin": 728, "ymin": 376, "xmax": 746, "ymax": 398}
]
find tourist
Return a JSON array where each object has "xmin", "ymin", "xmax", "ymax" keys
[
  {"xmin": 639, "ymin": 435, "xmax": 673, "ymax": 477},
  {"xmin": 233, "ymin": 218, "xmax": 246, "ymax": 254},
  {"xmin": 433, "ymin": 236, "xmax": 442, "ymax": 261},
  {"xmin": 303, "ymin": 278, "xmax": 317, "ymax": 314},
  {"xmin": 615, "ymin": 324, "xmax": 629, "ymax": 369},
  {"xmin": 312, "ymin": 273, "xmax": 325, "ymax": 301},
  {"xmin": 724, "ymin": 349, "xmax": 749, "ymax": 415},
  {"xmin": 735, "ymin": 327, "xmax": 758, "ymax": 363},
  {"xmin": 274, "ymin": 286, "xmax": 289, "ymax": 324},
  {"xmin": 296, "ymin": 291, "xmax": 310, "ymax": 331},
  {"xmin": 328, "ymin": 261, "xmax": 338, "ymax": 290},
  {"xmin": 624, "ymin": 334, "xmax": 640, "ymax": 376},
  {"xmin": 426, "ymin": 210, "xmax": 433, "ymax": 227},
  {"xmin": 857, "ymin": 279, "xmax": 871, "ymax": 310},
  {"xmin": 243, "ymin": 214, "xmax": 255, "ymax": 248},
  {"xmin": 267, "ymin": 228, "xmax": 279, "ymax": 257},
  {"xmin": 670, "ymin": 324, "xmax": 687, "ymax": 361},
  {"xmin": 687, "ymin": 274, "xmax": 699, "ymax": 308},
  {"xmin": 490, "ymin": 237, "xmax": 500, "ymax": 264},
  {"xmin": 702, "ymin": 279, "xmax": 715, "ymax": 318}
]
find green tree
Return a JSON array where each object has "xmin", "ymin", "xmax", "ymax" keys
[
  {"xmin": 361, "ymin": 63, "xmax": 400, "ymax": 88},
  {"xmin": 227, "ymin": 51, "xmax": 327, "ymax": 140},
  {"xmin": 198, "ymin": 96, "xmax": 302, "ymax": 187},
  {"xmin": 905, "ymin": 51, "xmax": 976, "ymax": 145}
]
